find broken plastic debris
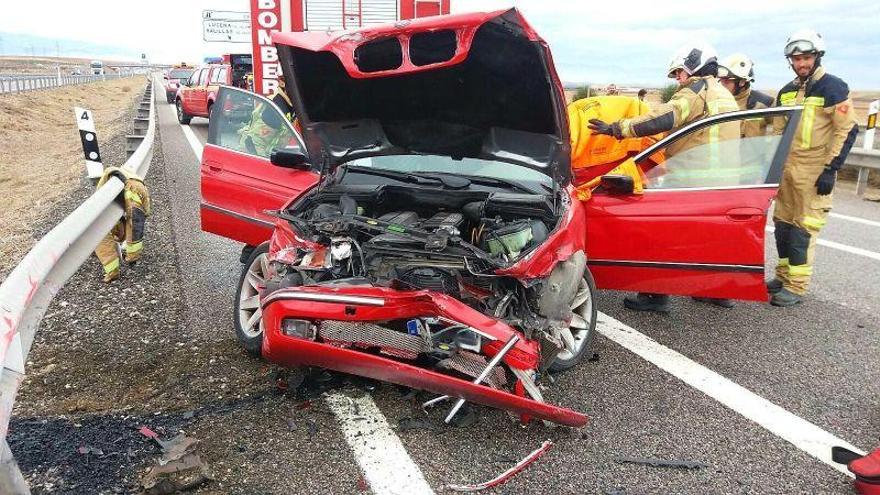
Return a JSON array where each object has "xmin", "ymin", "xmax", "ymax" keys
[
  {"xmin": 614, "ymin": 456, "xmax": 708, "ymax": 470},
  {"xmin": 77, "ymin": 445, "xmax": 104, "ymax": 456},
  {"xmin": 447, "ymin": 440, "xmax": 553, "ymax": 492}
]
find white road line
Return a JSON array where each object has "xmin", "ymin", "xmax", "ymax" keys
[
  {"xmin": 325, "ymin": 393, "xmax": 435, "ymax": 495},
  {"xmin": 596, "ymin": 312, "xmax": 863, "ymax": 476},
  {"xmin": 766, "ymin": 226, "xmax": 880, "ymax": 262},
  {"xmin": 180, "ymin": 123, "xmax": 204, "ymax": 160},
  {"xmin": 829, "ymin": 212, "xmax": 880, "ymax": 228}
]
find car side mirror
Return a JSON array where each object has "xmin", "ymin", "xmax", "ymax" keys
[
  {"xmin": 600, "ymin": 174, "xmax": 635, "ymax": 195},
  {"xmin": 270, "ymin": 147, "xmax": 309, "ymax": 169}
]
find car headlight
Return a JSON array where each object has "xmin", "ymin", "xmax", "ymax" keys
[{"xmin": 281, "ymin": 319, "xmax": 317, "ymax": 340}]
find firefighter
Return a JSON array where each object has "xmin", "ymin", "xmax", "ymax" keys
[
  {"xmin": 240, "ymin": 75, "xmax": 296, "ymax": 156},
  {"xmin": 589, "ymin": 41, "xmax": 740, "ymax": 312},
  {"xmin": 718, "ymin": 53, "xmax": 774, "ymax": 137},
  {"xmin": 637, "ymin": 88, "xmax": 648, "ymax": 102},
  {"xmin": 94, "ymin": 167, "xmax": 151, "ymax": 283},
  {"xmin": 767, "ymin": 29, "xmax": 859, "ymax": 306}
]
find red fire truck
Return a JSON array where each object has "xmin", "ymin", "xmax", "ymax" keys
[{"xmin": 249, "ymin": 0, "xmax": 450, "ymax": 96}]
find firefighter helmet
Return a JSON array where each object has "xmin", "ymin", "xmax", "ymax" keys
[
  {"xmin": 667, "ymin": 42, "xmax": 717, "ymax": 78},
  {"xmin": 718, "ymin": 53, "xmax": 755, "ymax": 82},
  {"xmin": 784, "ymin": 29, "xmax": 826, "ymax": 58}
]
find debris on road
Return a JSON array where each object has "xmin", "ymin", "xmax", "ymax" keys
[
  {"xmin": 446, "ymin": 440, "xmax": 553, "ymax": 492},
  {"xmin": 77, "ymin": 445, "xmax": 105, "ymax": 456},
  {"xmin": 140, "ymin": 453, "xmax": 211, "ymax": 495},
  {"xmin": 614, "ymin": 456, "xmax": 708, "ymax": 470}
]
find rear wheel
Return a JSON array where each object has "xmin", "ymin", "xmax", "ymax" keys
[
  {"xmin": 549, "ymin": 269, "xmax": 598, "ymax": 372},
  {"xmin": 176, "ymin": 98, "xmax": 192, "ymax": 125},
  {"xmin": 234, "ymin": 243, "xmax": 269, "ymax": 356}
]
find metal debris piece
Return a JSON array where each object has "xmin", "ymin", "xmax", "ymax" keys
[
  {"xmin": 447, "ymin": 440, "xmax": 553, "ymax": 492},
  {"xmin": 77, "ymin": 445, "xmax": 104, "ymax": 456},
  {"xmin": 157, "ymin": 434, "xmax": 199, "ymax": 465},
  {"xmin": 614, "ymin": 456, "xmax": 708, "ymax": 470},
  {"xmin": 141, "ymin": 453, "xmax": 211, "ymax": 495}
]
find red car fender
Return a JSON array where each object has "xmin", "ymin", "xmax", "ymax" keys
[
  {"xmin": 262, "ymin": 304, "xmax": 587, "ymax": 427},
  {"xmin": 495, "ymin": 187, "xmax": 587, "ymax": 279}
]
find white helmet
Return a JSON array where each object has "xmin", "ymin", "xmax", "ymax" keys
[
  {"xmin": 667, "ymin": 42, "xmax": 718, "ymax": 78},
  {"xmin": 784, "ymin": 29, "xmax": 826, "ymax": 57},
  {"xmin": 718, "ymin": 53, "xmax": 755, "ymax": 82}
]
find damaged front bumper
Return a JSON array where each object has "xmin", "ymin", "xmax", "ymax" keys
[{"xmin": 260, "ymin": 285, "xmax": 588, "ymax": 427}]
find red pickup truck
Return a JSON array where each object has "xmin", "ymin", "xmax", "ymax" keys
[{"xmin": 175, "ymin": 54, "xmax": 252, "ymax": 124}]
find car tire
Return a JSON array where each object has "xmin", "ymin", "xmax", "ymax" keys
[
  {"xmin": 176, "ymin": 99, "xmax": 192, "ymax": 125},
  {"xmin": 166, "ymin": 94, "xmax": 174, "ymax": 104},
  {"xmin": 234, "ymin": 242, "xmax": 270, "ymax": 357},
  {"xmin": 548, "ymin": 269, "xmax": 598, "ymax": 372},
  {"xmin": 206, "ymin": 102, "xmax": 214, "ymax": 120}
]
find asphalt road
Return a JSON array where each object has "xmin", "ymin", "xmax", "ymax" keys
[{"xmin": 14, "ymin": 86, "xmax": 878, "ymax": 494}]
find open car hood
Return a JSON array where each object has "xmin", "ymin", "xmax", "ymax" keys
[{"xmin": 273, "ymin": 8, "xmax": 571, "ymax": 184}]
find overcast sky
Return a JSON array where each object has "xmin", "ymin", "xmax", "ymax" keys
[{"xmin": 1, "ymin": 0, "xmax": 878, "ymax": 89}]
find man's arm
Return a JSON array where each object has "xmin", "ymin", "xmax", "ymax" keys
[
  {"xmin": 617, "ymin": 91, "xmax": 696, "ymax": 138},
  {"xmin": 825, "ymin": 96, "xmax": 858, "ymax": 171}
]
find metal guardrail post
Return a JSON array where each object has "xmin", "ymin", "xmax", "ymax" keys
[{"xmin": 0, "ymin": 77, "xmax": 156, "ymax": 494}]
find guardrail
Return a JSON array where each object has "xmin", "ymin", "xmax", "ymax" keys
[
  {"xmin": 846, "ymin": 148, "xmax": 880, "ymax": 196},
  {"xmin": 0, "ymin": 78, "xmax": 156, "ymax": 494},
  {"xmin": 0, "ymin": 72, "xmax": 139, "ymax": 95}
]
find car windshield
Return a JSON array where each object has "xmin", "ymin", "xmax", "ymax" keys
[
  {"xmin": 346, "ymin": 155, "xmax": 553, "ymax": 186},
  {"xmin": 170, "ymin": 69, "xmax": 195, "ymax": 79}
]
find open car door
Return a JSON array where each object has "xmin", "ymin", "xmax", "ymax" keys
[
  {"xmin": 584, "ymin": 106, "xmax": 802, "ymax": 301},
  {"xmin": 200, "ymin": 86, "xmax": 317, "ymax": 246}
]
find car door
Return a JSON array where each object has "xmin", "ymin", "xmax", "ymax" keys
[
  {"xmin": 583, "ymin": 106, "xmax": 801, "ymax": 301},
  {"xmin": 181, "ymin": 69, "xmax": 201, "ymax": 111},
  {"xmin": 194, "ymin": 68, "xmax": 211, "ymax": 116},
  {"xmin": 200, "ymin": 86, "xmax": 318, "ymax": 246}
]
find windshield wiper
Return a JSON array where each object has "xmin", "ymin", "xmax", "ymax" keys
[{"xmin": 344, "ymin": 166, "xmax": 445, "ymax": 186}]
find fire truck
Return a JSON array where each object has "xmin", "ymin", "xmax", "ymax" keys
[{"xmin": 249, "ymin": 0, "xmax": 450, "ymax": 96}]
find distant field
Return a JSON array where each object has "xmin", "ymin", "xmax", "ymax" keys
[
  {"xmin": 0, "ymin": 55, "xmax": 134, "ymax": 75},
  {"xmin": 0, "ymin": 76, "xmax": 141, "ymax": 274}
]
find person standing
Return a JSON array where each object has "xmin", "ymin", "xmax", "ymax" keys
[
  {"xmin": 768, "ymin": 29, "xmax": 859, "ymax": 306},
  {"xmin": 718, "ymin": 53, "xmax": 774, "ymax": 136}
]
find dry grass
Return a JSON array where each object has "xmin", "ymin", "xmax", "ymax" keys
[
  {"xmin": 0, "ymin": 77, "xmax": 142, "ymax": 274},
  {"xmin": 0, "ymin": 55, "xmax": 133, "ymax": 75}
]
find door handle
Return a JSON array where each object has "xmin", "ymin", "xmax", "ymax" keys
[
  {"xmin": 208, "ymin": 164, "xmax": 221, "ymax": 172},
  {"xmin": 725, "ymin": 207, "xmax": 763, "ymax": 221}
]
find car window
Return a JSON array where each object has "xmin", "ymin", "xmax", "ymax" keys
[
  {"xmin": 347, "ymin": 155, "xmax": 553, "ymax": 186},
  {"xmin": 207, "ymin": 87, "xmax": 304, "ymax": 159},
  {"xmin": 211, "ymin": 67, "xmax": 227, "ymax": 84},
  {"xmin": 188, "ymin": 70, "xmax": 200, "ymax": 86},
  {"xmin": 639, "ymin": 111, "xmax": 794, "ymax": 189},
  {"xmin": 197, "ymin": 69, "xmax": 209, "ymax": 87}
]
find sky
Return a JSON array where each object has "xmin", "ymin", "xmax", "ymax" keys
[{"xmin": 0, "ymin": 0, "xmax": 878, "ymax": 89}]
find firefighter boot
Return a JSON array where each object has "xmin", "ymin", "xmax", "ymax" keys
[
  {"xmin": 770, "ymin": 288, "xmax": 802, "ymax": 307},
  {"xmin": 766, "ymin": 278, "xmax": 783, "ymax": 294},
  {"xmin": 624, "ymin": 293, "xmax": 671, "ymax": 313}
]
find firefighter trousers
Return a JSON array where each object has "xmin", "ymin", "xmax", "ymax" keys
[
  {"xmin": 772, "ymin": 157, "xmax": 831, "ymax": 295},
  {"xmin": 94, "ymin": 180, "xmax": 150, "ymax": 278}
]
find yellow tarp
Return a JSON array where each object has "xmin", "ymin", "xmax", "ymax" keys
[{"xmin": 567, "ymin": 96, "xmax": 665, "ymax": 199}]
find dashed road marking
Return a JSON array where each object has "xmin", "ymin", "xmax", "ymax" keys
[
  {"xmin": 325, "ymin": 393, "xmax": 435, "ymax": 495},
  {"xmin": 829, "ymin": 212, "xmax": 880, "ymax": 228},
  {"xmin": 766, "ymin": 226, "xmax": 880, "ymax": 262},
  {"xmin": 596, "ymin": 311, "xmax": 863, "ymax": 476}
]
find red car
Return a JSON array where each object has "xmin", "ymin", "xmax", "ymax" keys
[
  {"xmin": 200, "ymin": 9, "xmax": 802, "ymax": 427},
  {"xmin": 163, "ymin": 65, "xmax": 196, "ymax": 104},
  {"xmin": 175, "ymin": 55, "xmax": 252, "ymax": 124}
]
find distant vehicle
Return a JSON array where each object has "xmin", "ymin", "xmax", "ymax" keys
[
  {"xmin": 70, "ymin": 68, "xmax": 83, "ymax": 76},
  {"xmin": 163, "ymin": 64, "xmax": 196, "ymax": 104},
  {"xmin": 90, "ymin": 60, "xmax": 104, "ymax": 75},
  {"xmin": 175, "ymin": 54, "xmax": 252, "ymax": 124}
]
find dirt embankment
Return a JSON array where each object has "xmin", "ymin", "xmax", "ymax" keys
[{"xmin": 0, "ymin": 77, "xmax": 145, "ymax": 278}]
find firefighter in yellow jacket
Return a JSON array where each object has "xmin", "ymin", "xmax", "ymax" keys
[
  {"xmin": 94, "ymin": 167, "xmax": 151, "ymax": 282},
  {"xmin": 767, "ymin": 30, "xmax": 858, "ymax": 306},
  {"xmin": 717, "ymin": 53, "xmax": 774, "ymax": 137},
  {"xmin": 589, "ymin": 42, "xmax": 740, "ymax": 313}
]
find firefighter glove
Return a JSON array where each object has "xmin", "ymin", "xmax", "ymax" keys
[
  {"xmin": 815, "ymin": 166, "xmax": 836, "ymax": 196},
  {"xmin": 588, "ymin": 119, "xmax": 624, "ymax": 139}
]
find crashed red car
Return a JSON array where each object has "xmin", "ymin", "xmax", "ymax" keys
[{"xmin": 199, "ymin": 9, "xmax": 801, "ymax": 427}]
